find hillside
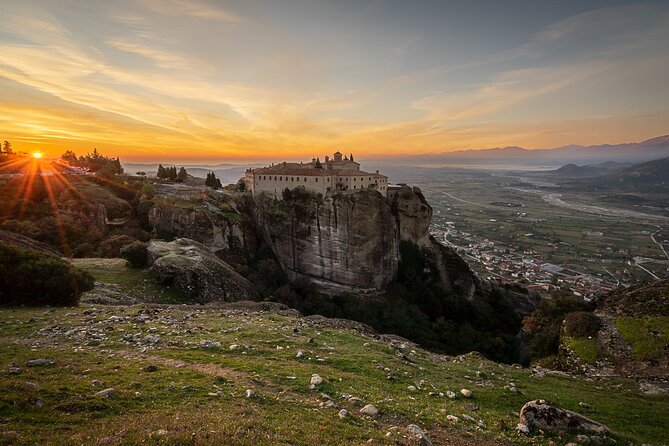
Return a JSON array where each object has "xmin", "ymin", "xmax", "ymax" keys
[{"xmin": 2, "ymin": 286, "xmax": 668, "ymax": 445}]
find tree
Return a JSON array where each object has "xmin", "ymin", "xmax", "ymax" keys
[
  {"xmin": 1, "ymin": 140, "xmax": 13, "ymax": 155},
  {"xmin": 314, "ymin": 158, "xmax": 322, "ymax": 169},
  {"xmin": 176, "ymin": 167, "xmax": 188, "ymax": 182},
  {"xmin": 205, "ymin": 172, "xmax": 222, "ymax": 189},
  {"xmin": 157, "ymin": 164, "xmax": 166, "ymax": 179},
  {"xmin": 350, "ymin": 153, "xmax": 354, "ymax": 162},
  {"xmin": 61, "ymin": 150, "xmax": 78, "ymax": 165}
]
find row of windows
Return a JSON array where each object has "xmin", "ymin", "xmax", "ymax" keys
[{"xmin": 256, "ymin": 175, "xmax": 387, "ymax": 184}]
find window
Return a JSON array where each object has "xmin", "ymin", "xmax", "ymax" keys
[
  {"xmin": 315, "ymin": 178, "xmax": 318, "ymax": 182},
  {"xmin": 353, "ymin": 177, "xmax": 356, "ymax": 181},
  {"xmin": 279, "ymin": 176, "xmax": 282, "ymax": 181},
  {"xmin": 304, "ymin": 178, "xmax": 307, "ymax": 182},
  {"xmin": 291, "ymin": 177, "xmax": 294, "ymax": 181}
]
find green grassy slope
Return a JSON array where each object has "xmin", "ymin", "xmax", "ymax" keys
[{"xmin": 1, "ymin": 303, "xmax": 667, "ymax": 446}]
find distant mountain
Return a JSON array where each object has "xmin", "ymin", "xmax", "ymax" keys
[
  {"xmin": 607, "ymin": 157, "xmax": 669, "ymax": 184},
  {"xmin": 550, "ymin": 163, "xmax": 608, "ymax": 177},
  {"xmin": 426, "ymin": 135, "xmax": 669, "ymax": 165}
]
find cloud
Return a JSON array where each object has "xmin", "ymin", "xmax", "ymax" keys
[{"xmin": 135, "ymin": 0, "xmax": 246, "ymax": 23}]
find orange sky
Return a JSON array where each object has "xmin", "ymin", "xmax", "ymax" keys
[{"xmin": 1, "ymin": 1, "xmax": 668, "ymax": 163}]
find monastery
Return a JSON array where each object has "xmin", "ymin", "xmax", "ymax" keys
[{"xmin": 244, "ymin": 151, "xmax": 389, "ymax": 198}]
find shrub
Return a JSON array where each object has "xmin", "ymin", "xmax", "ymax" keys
[
  {"xmin": 98, "ymin": 235, "xmax": 136, "ymax": 258},
  {"xmin": 565, "ymin": 311, "xmax": 601, "ymax": 338},
  {"xmin": 120, "ymin": 241, "xmax": 148, "ymax": 268},
  {"xmin": 0, "ymin": 242, "xmax": 94, "ymax": 306},
  {"xmin": 73, "ymin": 243, "xmax": 95, "ymax": 258}
]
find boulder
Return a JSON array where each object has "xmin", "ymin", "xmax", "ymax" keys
[
  {"xmin": 519, "ymin": 400, "xmax": 612, "ymax": 434},
  {"xmin": 147, "ymin": 238, "xmax": 258, "ymax": 303}
]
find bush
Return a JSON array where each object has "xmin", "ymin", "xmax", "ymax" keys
[
  {"xmin": 120, "ymin": 241, "xmax": 148, "ymax": 268},
  {"xmin": 98, "ymin": 235, "xmax": 136, "ymax": 258},
  {"xmin": 565, "ymin": 311, "xmax": 601, "ymax": 338},
  {"xmin": 0, "ymin": 242, "xmax": 94, "ymax": 306}
]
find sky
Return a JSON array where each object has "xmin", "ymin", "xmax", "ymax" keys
[{"xmin": 1, "ymin": 0, "xmax": 668, "ymax": 163}]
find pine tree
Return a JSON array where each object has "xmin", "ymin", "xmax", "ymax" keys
[
  {"xmin": 157, "ymin": 164, "xmax": 166, "ymax": 179},
  {"xmin": 350, "ymin": 153, "xmax": 354, "ymax": 162},
  {"xmin": 1, "ymin": 140, "xmax": 13, "ymax": 155},
  {"xmin": 177, "ymin": 167, "xmax": 187, "ymax": 182},
  {"xmin": 170, "ymin": 166, "xmax": 177, "ymax": 181},
  {"xmin": 205, "ymin": 172, "xmax": 212, "ymax": 187},
  {"xmin": 314, "ymin": 158, "xmax": 322, "ymax": 169}
]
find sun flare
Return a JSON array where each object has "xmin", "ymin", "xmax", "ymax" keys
[{"xmin": 32, "ymin": 152, "xmax": 42, "ymax": 159}]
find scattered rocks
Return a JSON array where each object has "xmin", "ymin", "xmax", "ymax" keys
[
  {"xmin": 95, "ymin": 388, "xmax": 116, "ymax": 398},
  {"xmin": 446, "ymin": 390, "xmax": 456, "ymax": 399},
  {"xmin": 244, "ymin": 389, "xmax": 254, "ymax": 398},
  {"xmin": 27, "ymin": 358, "xmax": 54, "ymax": 367},
  {"xmin": 7, "ymin": 363, "xmax": 21, "ymax": 374},
  {"xmin": 338, "ymin": 409, "xmax": 348, "ymax": 419},
  {"xmin": 406, "ymin": 424, "xmax": 433, "ymax": 446},
  {"xmin": 360, "ymin": 404, "xmax": 378, "ymax": 416},
  {"xmin": 460, "ymin": 388, "xmax": 473, "ymax": 398},
  {"xmin": 446, "ymin": 415, "xmax": 459, "ymax": 423},
  {"xmin": 516, "ymin": 423, "xmax": 530, "ymax": 435},
  {"xmin": 519, "ymin": 400, "xmax": 612, "ymax": 434}
]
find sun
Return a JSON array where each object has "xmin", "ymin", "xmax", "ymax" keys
[{"xmin": 32, "ymin": 152, "xmax": 42, "ymax": 159}]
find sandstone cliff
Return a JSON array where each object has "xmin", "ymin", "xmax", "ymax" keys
[{"xmin": 255, "ymin": 189, "xmax": 398, "ymax": 295}]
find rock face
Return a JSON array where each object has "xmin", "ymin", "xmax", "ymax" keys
[
  {"xmin": 147, "ymin": 238, "xmax": 258, "ymax": 303},
  {"xmin": 148, "ymin": 194, "xmax": 258, "ymax": 264},
  {"xmin": 387, "ymin": 186, "xmax": 432, "ymax": 247},
  {"xmin": 256, "ymin": 189, "xmax": 399, "ymax": 294},
  {"xmin": 519, "ymin": 400, "xmax": 611, "ymax": 434}
]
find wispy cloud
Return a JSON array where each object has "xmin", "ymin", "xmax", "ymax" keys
[{"xmin": 135, "ymin": 0, "xmax": 246, "ymax": 23}]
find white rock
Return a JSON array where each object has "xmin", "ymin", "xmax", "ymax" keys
[
  {"xmin": 460, "ymin": 388, "xmax": 473, "ymax": 398},
  {"xmin": 446, "ymin": 390, "xmax": 456, "ymax": 399},
  {"xmin": 310, "ymin": 374, "xmax": 323, "ymax": 386},
  {"xmin": 244, "ymin": 389, "xmax": 254, "ymax": 398},
  {"xmin": 446, "ymin": 415, "xmax": 459, "ymax": 423},
  {"xmin": 407, "ymin": 385, "xmax": 417, "ymax": 392},
  {"xmin": 95, "ymin": 388, "xmax": 115, "ymax": 397},
  {"xmin": 338, "ymin": 409, "xmax": 348, "ymax": 419},
  {"xmin": 360, "ymin": 404, "xmax": 378, "ymax": 416},
  {"xmin": 516, "ymin": 423, "xmax": 530, "ymax": 435},
  {"xmin": 296, "ymin": 351, "xmax": 304, "ymax": 359}
]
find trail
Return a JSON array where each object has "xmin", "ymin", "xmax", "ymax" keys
[{"xmin": 650, "ymin": 226, "xmax": 669, "ymax": 260}]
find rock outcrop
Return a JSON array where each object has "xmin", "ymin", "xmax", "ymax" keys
[
  {"xmin": 148, "ymin": 194, "xmax": 258, "ymax": 264},
  {"xmin": 519, "ymin": 400, "xmax": 612, "ymax": 434},
  {"xmin": 147, "ymin": 238, "xmax": 258, "ymax": 303},
  {"xmin": 256, "ymin": 189, "xmax": 398, "ymax": 294}
]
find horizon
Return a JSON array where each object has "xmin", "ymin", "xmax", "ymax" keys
[{"xmin": 2, "ymin": 1, "xmax": 669, "ymax": 162}]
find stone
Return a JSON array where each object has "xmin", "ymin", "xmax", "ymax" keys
[
  {"xmin": 579, "ymin": 402, "xmax": 591, "ymax": 409},
  {"xmin": 244, "ymin": 389, "xmax": 254, "ymax": 398},
  {"xmin": 446, "ymin": 390, "xmax": 456, "ymax": 399},
  {"xmin": 446, "ymin": 415, "xmax": 459, "ymax": 423},
  {"xmin": 95, "ymin": 388, "xmax": 116, "ymax": 397},
  {"xmin": 310, "ymin": 374, "xmax": 323, "ymax": 386},
  {"xmin": 91, "ymin": 380, "xmax": 103, "ymax": 386},
  {"xmin": 24, "ymin": 382, "xmax": 39, "ymax": 391},
  {"xmin": 27, "ymin": 358, "xmax": 54, "ymax": 367},
  {"xmin": 144, "ymin": 365, "xmax": 158, "ymax": 372},
  {"xmin": 519, "ymin": 400, "xmax": 612, "ymax": 434},
  {"xmin": 461, "ymin": 414, "xmax": 477, "ymax": 424},
  {"xmin": 338, "ymin": 409, "xmax": 348, "ymax": 419},
  {"xmin": 296, "ymin": 350, "xmax": 304, "ymax": 359},
  {"xmin": 406, "ymin": 424, "xmax": 433, "ymax": 446},
  {"xmin": 348, "ymin": 397, "xmax": 363, "ymax": 406},
  {"xmin": 360, "ymin": 404, "xmax": 378, "ymax": 416},
  {"xmin": 516, "ymin": 423, "xmax": 530, "ymax": 435},
  {"xmin": 407, "ymin": 385, "xmax": 417, "ymax": 392},
  {"xmin": 147, "ymin": 238, "xmax": 259, "ymax": 303},
  {"xmin": 460, "ymin": 388, "xmax": 473, "ymax": 398}
]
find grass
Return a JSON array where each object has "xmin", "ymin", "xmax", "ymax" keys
[
  {"xmin": 567, "ymin": 337, "xmax": 599, "ymax": 365},
  {"xmin": 71, "ymin": 258, "xmax": 191, "ymax": 304},
  {"xmin": 616, "ymin": 316, "xmax": 669, "ymax": 361},
  {"xmin": 0, "ymin": 305, "xmax": 668, "ymax": 445}
]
